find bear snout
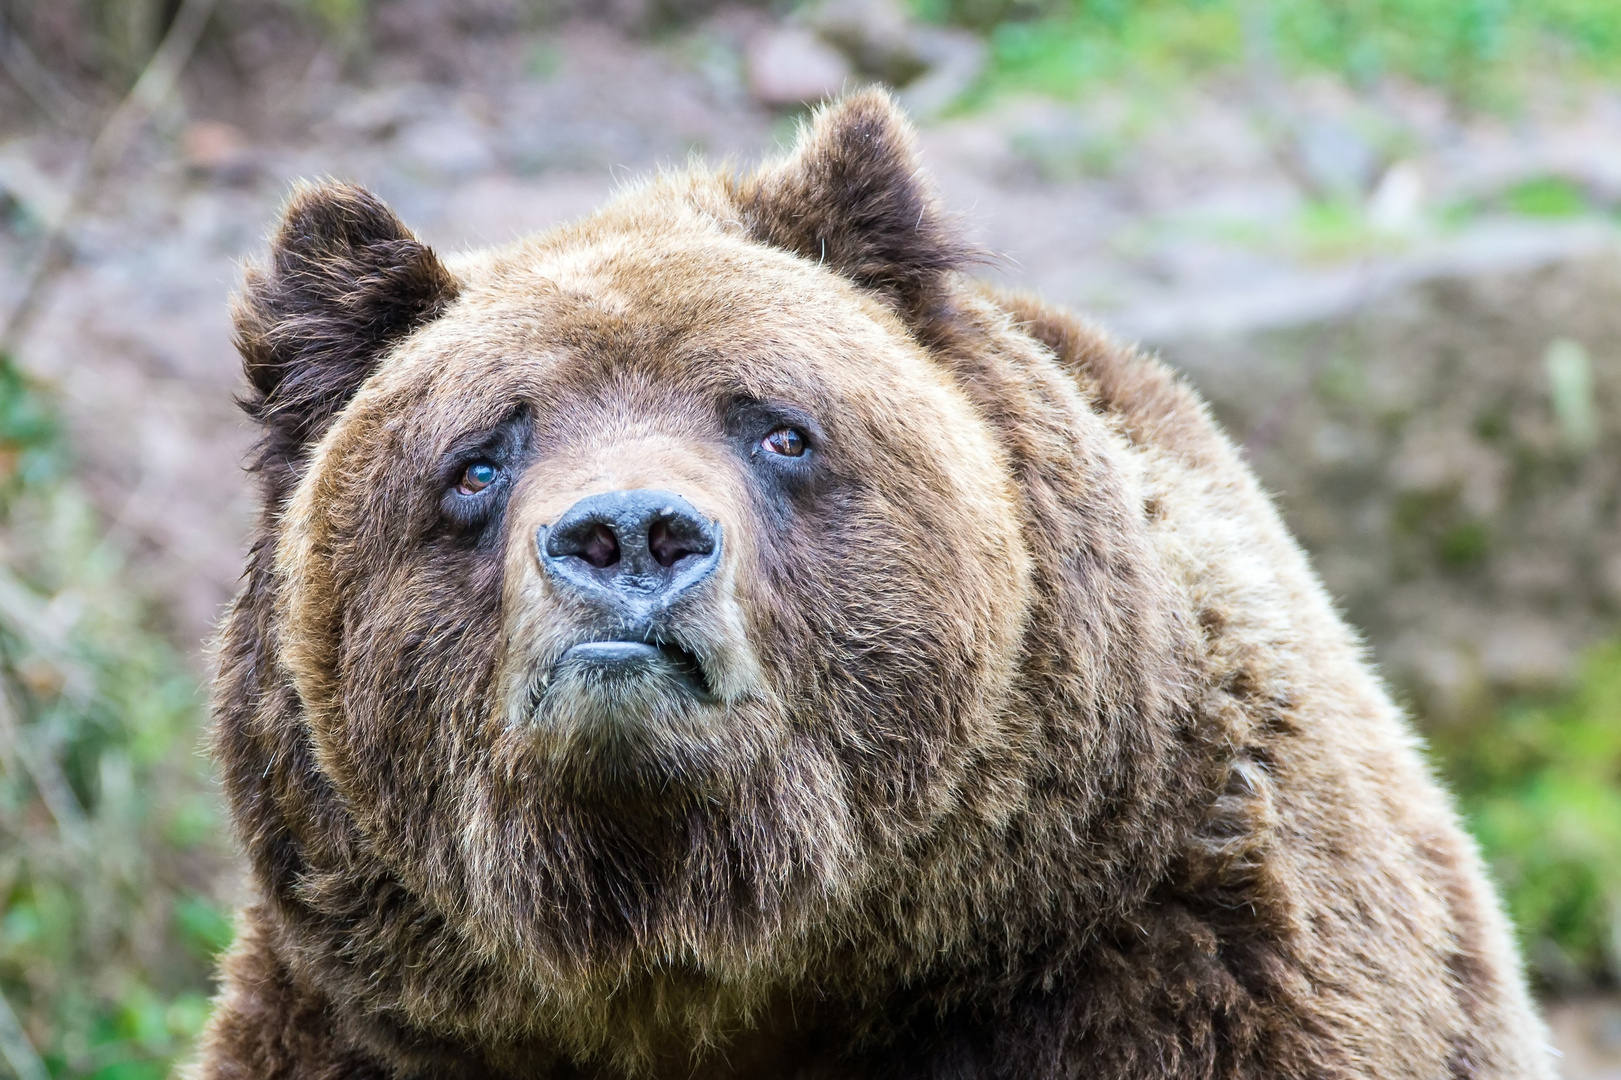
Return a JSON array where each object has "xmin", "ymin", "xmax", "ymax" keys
[{"xmin": 537, "ymin": 488, "xmax": 722, "ymax": 624}]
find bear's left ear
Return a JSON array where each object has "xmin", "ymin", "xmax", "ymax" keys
[
  {"xmin": 233, "ymin": 181, "xmax": 459, "ymax": 506},
  {"xmin": 728, "ymin": 89, "xmax": 971, "ymax": 338}
]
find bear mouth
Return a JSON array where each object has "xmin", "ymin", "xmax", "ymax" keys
[
  {"xmin": 564, "ymin": 640, "xmax": 713, "ymax": 697},
  {"xmin": 534, "ymin": 638, "xmax": 716, "ymax": 709}
]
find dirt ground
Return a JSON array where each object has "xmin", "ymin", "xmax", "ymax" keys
[{"xmin": 3, "ymin": 8, "xmax": 1621, "ymax": 1072}]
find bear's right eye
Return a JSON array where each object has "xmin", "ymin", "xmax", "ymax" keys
[
  {"xmin": 434, "ymin": 412, "xmax": 530, "ymax": 535},
  {"xmin": 457, "ymin": 461, "xmax": 498, "ymax": 496},
  {"xmin": 761, "ymin": 427, "xmax": 806, "ymax": 458}
]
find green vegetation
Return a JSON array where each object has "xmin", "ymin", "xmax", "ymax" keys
[
  {"xmin": 1438, "ymin": 175, "xmax": 1597, "ymax": 232},
  {"xmin": 1434, "ymin": 639, "xmax": 1621, "ymax": 988},
  {"xmin": 964, "ymin": 2, "xmax": 1243, "ymax": 98},
  {"xmin": 0, "ymin": 355, "xmax": 227, "ymax": 1080},
  {"xmin": 1505, "ymin": 176, "xmax": 1591, "ymax": 219},
  {"xmin": 912, "ymin": 0, "xmax": 1621, "ymax": 106},
  {"xmin": 292, "ymin": 0, "xmax": 371, "ymax": 33}
]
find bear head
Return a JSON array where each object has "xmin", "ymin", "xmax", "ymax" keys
[{"xmin": 218, "ymin": 90, "xmax": 1198, "ymax": 1068}]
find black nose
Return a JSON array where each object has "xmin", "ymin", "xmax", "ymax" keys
[{"xmin": 538, "ymin": 490, "xmax": 721, "ymax": 619}]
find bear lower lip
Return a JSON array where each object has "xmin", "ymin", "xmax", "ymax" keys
[
  {"xmin": 566, "ymin": 641, "xmax": 663, "ymax": 668},
  {"xmin": 559, "ymin": 640, "xmax": 713, "ymax": 699}
]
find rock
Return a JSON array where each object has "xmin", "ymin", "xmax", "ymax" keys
[
  {"xmin": 1543, "ymin": 998, "xmax": 1621, "ymax": 1079},
  {"xmin": 1481, "ymin": 620, "xmax": 1575, "ymax": 691},
  {"xmin": 805, "ymin": 0, "xmax": 920, "ymax": 84},
  {"xmin": 180, "ymin": 120, "xmax": 257, "ymax": 183},
  {"xmin": 325, "ymin": 85, "xmax": 435, "ymax": 141},
  {"xmin": 1152, "ymin": 240, "xmax": 1621, "ymax": 719},
  {"xmin": 1545, "ymin": 337, "xmax": 1598, "ymax": 452},
  {"xmin": 1005, "ymin": 108, "xmax": 1122, "ymax": 182},
  {"xmin": 1398, "ymin": 636, "xmax": 1480, "ymax": 722},
  {"xmin": 1367, "ymin": 161, "xmax": 1424, "ymax": 232},
  {"xmin": 0, "ymin": 141, "xmax": 69, "ymax": 228},
  {"xmin": 1602, "ymin": 552, "xmax": 1621, "ymax": 603},
  {"xmin": 397, "ymin": 114, "xmax": 495, "ymax": 178},
  {"xmin": 745, "ymin": 27, "xmax": 851, "ymax": 108},
  {"xmin": 897, "ymin": 27, "xmax": 985, "ymax": 119},
  {"xmin": 1292, "ymin": 118, "xmax": 1380, "ymax": 197},
  {"xmin": 803, "ymin": 0, "xmax": 984, "ymax": 117}
]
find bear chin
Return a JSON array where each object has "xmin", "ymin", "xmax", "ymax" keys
[{"xmin": 516, "ymin": 650, "xmax": 754, "ymax": 793}]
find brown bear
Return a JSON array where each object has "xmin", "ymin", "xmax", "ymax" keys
[{"xmin": 193, "ymin": 90, "xmax": 1551, "ymax": 1079}]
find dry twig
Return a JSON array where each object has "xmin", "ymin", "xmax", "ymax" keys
[{"xmin": 0, "ymin": 12, "xmax": 91, "ymax": 132}]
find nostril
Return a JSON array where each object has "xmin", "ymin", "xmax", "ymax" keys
[
  {"xmin": 648, "ymin": 520, "xmax": 678, "ymax": 568},
  {"xmin": 545, "ymin": 519, "xmax": 622, "ymax": 569},
  {"xmin": 540, "ymin": 491, "xmax": 719, "ymax": 596},
  {"xmin": 580, "ymin": 524, "xmax": 619, "ymax": 569},
  {"xmin": 648, "ymin": 515, "xmax": 713, "ymax": 569}
]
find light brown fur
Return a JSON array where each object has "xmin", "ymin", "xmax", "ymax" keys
[{"xmin": 194, "ymin": 91, "xmax": 1550, "ymax": 1079}]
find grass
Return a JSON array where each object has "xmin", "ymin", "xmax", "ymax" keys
[
  {"xmin": 0, "ymin": 355, "xmax": 228, "ymax": 1079},
  {"xmin": 1504, "ymin": 176, "xmax": 1591, "ymax": 218},
  {"xmin": 1433, "ymin": 639, "xmax": 1621, "ymax": 988},
  {"xmin": 914, "ymin": 0, "xmax": 1621, "ymax": 109}
]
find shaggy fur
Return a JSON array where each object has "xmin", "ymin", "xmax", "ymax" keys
[
  {"xmin": 193, "ymin": 90, "xmax": 1551, "ymax": 1079},
  {"xmin": 235, "ymin": 181, "xmax": 460, "ymax": 506}
]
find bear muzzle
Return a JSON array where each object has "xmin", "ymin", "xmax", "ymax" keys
[{"xmin": 535, "ymin": 488, "xmax": 723, "ymax": 700}]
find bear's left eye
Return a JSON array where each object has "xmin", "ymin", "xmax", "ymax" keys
[
  {"xmin": 457, "ymin": 461, "xmax": 499, "ymax": 495},
  {"xmin": 761, "ymin": 427, "xmax": 806, "ymax": 458}
]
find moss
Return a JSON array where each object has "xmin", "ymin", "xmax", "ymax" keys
[
  {"xmin": 1316, "ymin": 349, "xmax": 1374, "ymax": 408},
  {"xmin": 1393, "ymin": 484, "xmax": 1458, "ymax": 535},
  {"xmin": 1439, "ymin": 519, "xmax": 1492, "ymax": 568},
  {"xmin": 1433, "ymin": 638, "xmax": 1621, "ymax": 988},
  {"xmin": 1474, "ymin": 401, "xmax": 1513, "ymax": 442}
]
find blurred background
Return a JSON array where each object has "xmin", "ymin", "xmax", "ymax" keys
[{"xmin": 0, "ymin": 0, "xmax": 1619, "ymax": 1076}]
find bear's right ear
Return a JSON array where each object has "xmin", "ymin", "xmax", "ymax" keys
[
  {"xmin": 234, "ymin": 181, "xmax": 458, "ymax": 505},
  {"xmin": 728, "ymin": 89, "xmax": 973, "ymax": 341}
]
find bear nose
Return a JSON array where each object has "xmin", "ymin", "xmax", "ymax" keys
[{"xmin": 538, "ymin": 490, "xmax": 721, "ymax": 617}]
